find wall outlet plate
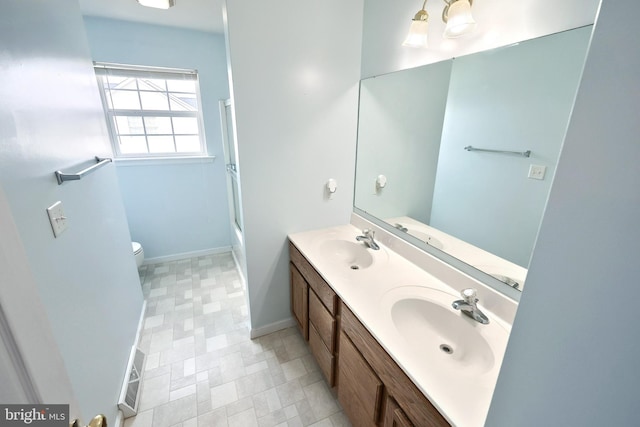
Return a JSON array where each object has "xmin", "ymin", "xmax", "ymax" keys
[
  {"xmin": 528, "ymin": 164, "xmax": 547, "ymax": 180},
  {"xmin": 46, "ymin": 201, "xmax": 68, "ymax": 238}
]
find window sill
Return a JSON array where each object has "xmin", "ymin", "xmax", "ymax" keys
[{"xmin": 114, "ymin": 155, "xmax": 216, "ymax": 167}]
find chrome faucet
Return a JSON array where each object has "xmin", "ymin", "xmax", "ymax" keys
[
  {"xmin": 394, "ymin": 223, "xmax": 408, "ymax": 232},
  {"xmin": 356, "ymin": 229, "xmax": 380, "ymax": 250},
  {"xmin": 452, "ymin": 288, "xmax": 489, "ymax": 324}
]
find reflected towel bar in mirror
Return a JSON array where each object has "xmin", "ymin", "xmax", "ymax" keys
[
  {"xmin": 464, "ymin": 146, "xmax": 531, "ymax": 157},
  {"xmin": 55, "ymin": 156, "xmax": 113, "ymax": 185}
]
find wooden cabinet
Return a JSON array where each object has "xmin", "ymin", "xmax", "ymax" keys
[
  {"xmin": 340, "ymin": 303, "xmax": 450, "ymax": 427},
  {"xmin": 384, "ymin": 397, "xmax": 413, "ymax": 427},
  {"xmin": 337, "ymin": 332, "xmax": 383, "ymax": 427},
  {"xmin": 289, "ymin": 240, "xmax": 450, "ymax": 426},
  {"xmin": 289, "ymin": 242, "xmax": 338, "ymax": 386},
  {"xmin": 290, "ymin": 242, "xmax": 336, "ymax": 313}
]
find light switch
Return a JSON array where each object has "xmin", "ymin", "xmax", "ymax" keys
[
  {"xmin": 46, "ymin": 201, "xmax": 68, "ymax": 238},
  {"xmin": 528, "ymin": 164, "xmax": 547, "ymax": 180}
]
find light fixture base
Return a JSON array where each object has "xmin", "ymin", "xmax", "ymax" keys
[{"xmin": 413, "ymin": 9, "xmax": 429, "ymax": 22}]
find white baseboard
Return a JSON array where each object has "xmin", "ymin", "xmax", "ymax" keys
[
  {"xmin": 133, "ymin": 300, "xmax": 147, "ymax": 349},
  {"xmin": 250, "ymin": 318, "xmax": 296, "ymax": 339},
  {"xmin": 143, "ymin": 246, "xmax": 232, "ymax": 265}
]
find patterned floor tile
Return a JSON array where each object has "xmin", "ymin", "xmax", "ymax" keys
[{"xmin": 127, "ymin": 253, "xmax": 350, "ymax": 427}]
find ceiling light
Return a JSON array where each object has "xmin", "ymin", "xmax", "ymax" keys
[
  {"xmin": 403, "ymin": 0, "xmax": 429, "ymax": 48},
  {"xmin": 137, "ymin": 0, "xmax": 175, "ymax": 10},
  {"xmin": 443, "ymin": 0, "xmax": 476, "ymax": 38}
]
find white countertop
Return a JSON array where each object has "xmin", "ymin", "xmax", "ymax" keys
[{"xmin": 288, "ymin": 215, "xmax": 518, "ymax": 427}]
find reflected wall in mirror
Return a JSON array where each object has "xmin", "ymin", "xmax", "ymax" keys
[{"xmin": 354, "ymin": 26, "xmax": 593, "ymax": 293}]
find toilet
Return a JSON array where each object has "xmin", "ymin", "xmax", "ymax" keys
[{"xmin": 132, "ymin": 242, "xmax": 144, "ymax": 269}]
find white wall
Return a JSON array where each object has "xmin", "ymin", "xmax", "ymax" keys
[
  {"xmin": 354, "ymin": 60, "xmax": 452, "ymax": 223},
  {"xmin": 224, "ymin": 0, "xmax": 363, "ymax": 333},
  {"xmin": 361, "ymin": 0, "xmax": 600, "ymax": 77},
  {"xmin": 486, "ymin": 0, "xmax": 640, "ymax": 424},
  {"xmin": 0, "ymin": 0, "xmax": 144, "ymax": 422}
]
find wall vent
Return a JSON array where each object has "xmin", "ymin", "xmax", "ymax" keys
[{"xmin": 118, "ymin": 347, "xmax": 145, "ymax": 418}]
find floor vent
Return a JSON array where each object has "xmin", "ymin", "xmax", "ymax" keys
[{"xmin": 118, "ymin": 347, "xmax": 145, "ymax": 418}]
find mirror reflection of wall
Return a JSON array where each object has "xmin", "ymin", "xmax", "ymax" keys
[
  {"xmin": 354, "ymin": 25, "xmax": 593, "ymax": 292},
  {"xmin": 432, "ymin": 26, "xmax": 593, "ymax": 267},
  {"xmin": 355, "ymin": 59, "xmax": 452, "ymax": 222}
]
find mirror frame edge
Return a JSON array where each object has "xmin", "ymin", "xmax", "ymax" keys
[{"xmin": 353, "ymin": 207, "xmax": 522, "ymax": 301}]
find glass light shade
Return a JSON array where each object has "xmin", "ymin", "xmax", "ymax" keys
[
  {"xmin": 444, "ymin": 0, "xmax": 476, "ymax": 38},
  {"xmin": 403, "ymin": 19, "xmax": 429, "ymax": 48},
  {"xmin": 137, "ymin": 0, "xmax": 175, "ymax": 9}
]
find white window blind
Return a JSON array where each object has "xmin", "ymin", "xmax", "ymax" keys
[{"xmin": 95, "ymin": 62, "xmax": 206, "ymax": 158}]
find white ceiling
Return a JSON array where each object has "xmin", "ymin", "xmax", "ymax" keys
[{"xmin": 78, "ymin": 0, "xmax": 225, "ymax": 33}]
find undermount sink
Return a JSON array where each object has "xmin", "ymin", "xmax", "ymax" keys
[
  {"xmin": 317, "ymin": 239, "xmax": 378, "ymax": 270},
  {"xmin": 381, "ymin": 286, "xmax": 508, "ymax": 378}
]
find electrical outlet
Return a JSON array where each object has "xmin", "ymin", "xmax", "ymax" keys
[
  {"xmin": 46, "ymin": 201, "xmax": 68, "ymax": 238},
  {"xmin": 528, "ymin": 164, "xmax": 546, "ymax": 180}
]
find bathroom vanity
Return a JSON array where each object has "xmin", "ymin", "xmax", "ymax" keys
[{"xmin": 288, "ymin": 215, "xmax": 517, "ymax": 427}]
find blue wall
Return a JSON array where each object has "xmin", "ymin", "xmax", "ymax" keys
[
  {"xmin": 487, "ymin": 0, "xmax": 640, "ymax": 423},
  {"xmin": 83, "ymin": 17, "xmax": 231, "ymax": 259},
  {"xmin": 430, "ymin": 27, "xmax": 591, "ymax": 267}
]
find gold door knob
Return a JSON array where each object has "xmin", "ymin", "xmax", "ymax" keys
[
  {"xmin": 88, "ymin": 415, "xmax": 107, "ymax": 427},
  {"xmin": 70, "ymin": 415, "xmax": 107, "ymax": 427}
]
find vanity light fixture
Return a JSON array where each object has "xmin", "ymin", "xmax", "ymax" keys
[
  {"xmin": 137, "ymin": 0, "xmax": 175, "ymax": 9},
  {"xmin": 403, "ymin": 0, "xmax": 476, "ymax": 48},
  {"xmin": 443, "ymin": 0, "xmax": 476, "ymax": 38},
  {"xmin": 403, "ymin": 0, "xmax": 430, "ymax": 48}
]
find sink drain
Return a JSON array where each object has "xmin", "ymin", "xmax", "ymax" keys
[
  {"xmin": 439, "ymin": 344, "xmax": 453, "ymax": 354},
  {"xmin": 350, "ymin": 265, "xmax": 360, "ymax": 270}
]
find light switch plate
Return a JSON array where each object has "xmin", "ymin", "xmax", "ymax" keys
[
  {"xmin": 46, "ymin": 201, "xmax": 68, "ymax": 238},
  {"xmin": 528, "ymin": 164, "xmax": 547, "ymax": 180}
]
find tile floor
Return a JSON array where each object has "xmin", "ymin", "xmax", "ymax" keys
[{"xmin": 127, "ymin": 252, "xmax": 351, "ymax": 427}]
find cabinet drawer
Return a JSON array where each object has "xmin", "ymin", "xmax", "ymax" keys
[
  {"xmin": 338, "ymin": 332, "xmax": 383, "ymax": 425},
  {"xmin": 289, "ymin": 263, "xmax": 308, "ymax": 340},
  {"xmin": 289, "ymin": 242, "xmax": 337, "ymax": 314},
  {"xmin": 309, "ymin": 323, "xmax": 335, "ymax": 386},
  {"xmin": 309, "ymin": 289, "xmax": 336, "ymax": 353}
]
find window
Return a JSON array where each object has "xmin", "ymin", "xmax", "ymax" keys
[{"xmin": 95, "ymin": 63, "xmax": 206, "ymax": 158}]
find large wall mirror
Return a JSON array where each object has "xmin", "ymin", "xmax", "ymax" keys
[{"xmin": 354, "ymin": 25, "xmax": 593, "ymax": 298}]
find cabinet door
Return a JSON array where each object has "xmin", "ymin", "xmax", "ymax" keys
[
  {"xmin": 337, "ymin": 332, "xmax": 383, "ymax": 427},
  {"xmin": 384, "ymin": 397, "xmax": 413, "ymax": 427},
  {"xmin": 290, "ymin": 263, "xmax": 308, "ymax": 340}
]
